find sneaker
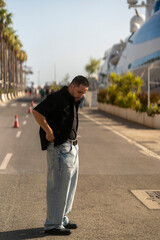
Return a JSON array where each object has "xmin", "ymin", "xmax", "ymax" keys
[{"xmin": 65, "ymin": 222, "xmax": 78, "ymax": 229}]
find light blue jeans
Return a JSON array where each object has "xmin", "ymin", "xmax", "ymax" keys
[{"xmin": 44, "ymin": 141, "xmax": 79, "ymax": 230}]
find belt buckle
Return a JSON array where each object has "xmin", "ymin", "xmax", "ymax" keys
[
  {"xmin": 68, "ymin": 139, "xmax": 77, "ymax": 145},
  {"xmin": 73, "ymin": 140, "xmax": 77, "ymax": 146}
]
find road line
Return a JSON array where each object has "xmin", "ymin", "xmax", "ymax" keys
[
  {"xmin": 23, "ymin": 120, "xmax": 27, "ymax": 125},
  {"xmin": 0, "ymin": 103, "xmax": 7, "ymax": 107},
  {"xmin": 81, "ymin": 113, "xmax": 160, "ymax": 160},
  {"xmin": 26, "ymin": 115, "xmax": 28, "ymax": 118},
  {"xmin": 11, "ymin": 103, "xmax": 17, "ymax": 107},
  {"xmin": 21, "ymin": 103, "xmax": 27, "ymax": 107},
  {"xmin": 16, "ymin": 131, "xmax": 21, "ymax": 138},
  {"xmin": 0, "ymin": 153, "xmax": 13, "ymax": 170}
]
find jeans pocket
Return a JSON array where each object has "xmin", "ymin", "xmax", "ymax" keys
[{"xmin": 58, "ymin": 143, "xmax": 72, "ymax": 154}]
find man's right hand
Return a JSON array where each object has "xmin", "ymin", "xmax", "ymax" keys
[
  {"xmin": 32, "ymin": 110, "xmax": 55, "ymax": 142},
  {"xmin": 46, "ymin": 130, "xmax": 55, "ymax": 142}
]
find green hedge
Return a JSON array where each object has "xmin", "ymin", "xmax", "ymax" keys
[{"xmin": 98, "ymin": 72, "xmax": 160, "ymax": 116}]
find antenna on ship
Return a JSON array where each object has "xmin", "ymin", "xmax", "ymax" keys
[{"xmin": 127, "ymin": 0, "xmax": 156, "ymax": 20}]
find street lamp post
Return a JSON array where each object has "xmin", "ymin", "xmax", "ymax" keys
[
  {"xmin": 147, "ymin": 66, "xmax": 160, "ymax": 108},
  {"xmin": 147, "ymin": 66, "xmax": 151, "ymax": 108}
]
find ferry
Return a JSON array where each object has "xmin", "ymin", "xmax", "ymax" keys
[{"xmin": 98, "ymin": 0, "xmax": 160, "ymax": 93}]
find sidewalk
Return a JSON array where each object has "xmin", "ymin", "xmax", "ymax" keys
[{"xmin": 80, "ymin": 107, "xmax": 160, "ymax": 156}]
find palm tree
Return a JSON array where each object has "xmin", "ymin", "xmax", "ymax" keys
[
  {"xmin": 0, "ymin": 7, "xmax": 13, "ymax": 91},
  {"xmin": 85, "ymin": 57, "xmax": 101, "ymax": 78},
  {"xmin": 13, "ymin": 35, "xmax": 22, "ymax": 91},
  {"xmin": 0, "ymin": 0, "xmax": 6, "ymax": 8},
  {"xmin": 0, "ymin": 7, "xmax": 7, "ymax": 89},
  {"xmin": 17, "ymin": 49, "xmax": 27, "ymax": 90},
  {"xmin": 4, "ymin": 26, "xmax": 14, "ymax": 91},
  {"xmin": 0, "ymin": 2, "xmax": 29, "ymax": 93},
  {"xmin": 6, "ymin": 27, "xmax": 16, "ymax": 89},
  {"xmin": 3, "ymin": 12, "xmax": 13, "ymax": 91}
]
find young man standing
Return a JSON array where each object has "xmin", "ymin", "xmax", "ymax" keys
[{"xmin": 33, "ymin": 75, "xmax": 89, "ymax": 236}]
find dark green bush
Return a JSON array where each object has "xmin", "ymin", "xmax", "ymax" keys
[{"xmin": 97, "ymin": 89, "xmax": 107, "ymax": 103}]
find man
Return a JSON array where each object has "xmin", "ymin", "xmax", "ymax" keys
[{"xmin": 32, "ymin": 75, "xmax": 89, "ymax": 236}]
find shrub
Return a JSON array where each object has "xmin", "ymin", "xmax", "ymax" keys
[
  {"xmin": 98, "ymin": 72, "xmax": 160, "ymax": 114},
  {"xmin": 8, "ymin": 88, "xmax": 14, "ymax": 93},
  {"xmin": 97, "ymin": 89, "xmax": 107, "ymax": 103},
  {"xmin": 0, "ymin": 89, "xmax": 3, "ymax": 95},
  {"xmin": 137, "ymin": 92, "xmax": 148, "ymax": 112},
  {"xmin": 107, "ymin": 84, "xmax": 118, "ymax": 104},
  {"xmin": 150, "ymin": 92, "xmax": 159, "ymax": 104},
  {"xmin": 147, "ymin": 105, "xmax": 160, "ymax": 116}
]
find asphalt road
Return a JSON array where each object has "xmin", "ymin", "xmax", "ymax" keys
[{"xmin": 0, "ymin": 96, "xmax": 160, "ymax": 240}]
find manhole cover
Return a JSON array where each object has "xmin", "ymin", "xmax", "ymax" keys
[{"xmin": 131, "ymin": 190, "xmax": 160, "ymax": 209}]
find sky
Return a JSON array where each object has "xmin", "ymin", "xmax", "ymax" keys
[{"xmin": 5, "ymin": 0, "xmax": 145, "ymax": 87}]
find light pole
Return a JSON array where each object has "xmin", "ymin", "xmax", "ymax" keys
[
  {"xmin": 54, "ymin": 64, "xmax": 56, "ymax": 83},
  {"xmin": 147, "ymin": 66, "xmax": 151, "ymax": 108},
  {"xmin": 38, "ymin": 71, "xmax": 40, "ymax": 87},
  {"xmin": 147, "ymin": 66, "xmax": 160, "ymax": 108}
]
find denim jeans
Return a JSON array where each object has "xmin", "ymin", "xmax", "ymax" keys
[{"xmin": 44, "ymin": 141, "xmax": 79, "ymax": 230}]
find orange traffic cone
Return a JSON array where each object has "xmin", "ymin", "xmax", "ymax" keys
[
  {"xmin": 14, "ymin": 115, "xmax": 19, "ymax": 128},
  {"xmin": 31, "ymin": 101, "xmax": 34, "ymax": 107},
  {"xmin": 28, "ymin": 105, "xmax": 32, "ymax": 114}
]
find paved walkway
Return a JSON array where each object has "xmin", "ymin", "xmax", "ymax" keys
[{"xmin": 80, "ymin": 107, "xmax": 160, "ymax": 157}]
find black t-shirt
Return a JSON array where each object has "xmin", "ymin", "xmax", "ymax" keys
[
  {"xmin": 34, "ymin": 86, "xmax": 80, "ymax": 149},
  {"xmin": 69, "ymin": 105, "xmax": 77, "ymax": 140}
]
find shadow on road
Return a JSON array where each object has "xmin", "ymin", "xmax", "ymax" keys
[
  {"xmin": 87, "ymin": 108, "xmax": 151, "ymax": 130},
  {"xmin": 0, "ymin": 228, "xmax": 45, "ymax": 240}
]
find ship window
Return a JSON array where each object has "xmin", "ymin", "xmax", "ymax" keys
[
  {"xmin": 128, "ymin": 63, "xmax": 132, "ymax": 69},
  {"xmin": 132, "ymin": 11, "xmax": 160, "ymax": 44}
]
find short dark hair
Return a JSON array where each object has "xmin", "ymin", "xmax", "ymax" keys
[{"xmin": 71, "ymin": 75, "xmax": 89, "ymax": 87}]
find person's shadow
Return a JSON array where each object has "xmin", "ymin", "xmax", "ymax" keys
[{"xmin": 0, "ymin": 227, "xmax": 45, "ymax": 240}]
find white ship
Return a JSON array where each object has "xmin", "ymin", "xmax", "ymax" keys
[{"xmin": 98, "ymin": 0, "xmax": 160, "ymax": 93}]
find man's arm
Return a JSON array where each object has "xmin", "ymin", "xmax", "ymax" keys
[{"xmin": 32, "ymin": 109, "xmax": 55, "ymax": 142}]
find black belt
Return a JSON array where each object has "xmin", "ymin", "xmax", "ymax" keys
[{"xmin": 67, "ymin": 139, "xmax": 78, "ymax": 146}]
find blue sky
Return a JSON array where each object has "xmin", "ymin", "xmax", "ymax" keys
[{"xmin": 6, "ymin": 0, "xmax": 145, "ymax": 86}]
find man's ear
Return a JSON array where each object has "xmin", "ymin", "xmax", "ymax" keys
[{"xmin": 69, "ymin": 83, "xmax": 74, "ymax": 90}]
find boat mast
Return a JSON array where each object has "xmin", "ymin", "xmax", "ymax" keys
[{"xmin": 127, "ymin": 0, "xmax": 156, "ymax": 20}]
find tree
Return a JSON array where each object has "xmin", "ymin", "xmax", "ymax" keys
[
  {"xmin": 85, "ymin": 57, "xmax": 101, "ymax": 77},
  {"xmin": 0, "ymin": 0, "xmax": 6, "ymax": 8},
  {"xmin": 0, "ymin": 1, "xmax": 28, "ymax": 93},
  {"xmin": 63, "ymin": 73, "xmax": 70, "ymax": 83},
  {"xmin": 0, "ymin": 6, "xmax": 13, "ymax": 91},
  {"xmin": 60, "ymin": 73, "xmax": 70, "ymax": 86}
]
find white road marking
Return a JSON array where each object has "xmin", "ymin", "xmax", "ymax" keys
[
  {"xmin": 16, "ymin": 131, "xmax": 21, "ymax": 138},
  {"xmin": 0, "ymin": 153, "xmax": 13, "ymax": 170},
  {"xmin": 21, "ymin": 103, "xmax": 27, "ymax": 107},
  {"xmin": 0, "ymin": 103, "xmax": 7, "ymax": 107},
  {"xmin": 11, "ymin": 103, "xmax": 17, "ymax": 107},
  {"xmin": 23, "ymin": 120, "xmax": 27, "ymax": 125},
  {"xmin": 77, "ymin": 135, "xmax": 82, "ymax": 138},
  {"xmin": 26, "ymin": 115, "xmax": 29, "ymax": 118},
  {"xmin": 81, "ymin": 113, "xmax": 160, "ymax": 160}
]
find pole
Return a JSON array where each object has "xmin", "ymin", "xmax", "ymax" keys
[
  {"xmin": 148, "ymin": 67, "xmax": 150, "ymax": 108},
  {"xmin": 38, "ymin": 71, "xmax": 40, "ymax": 87},
  {"xmin": 54, "ymin": 64, "xmax": 56, "ymax": 83}
]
